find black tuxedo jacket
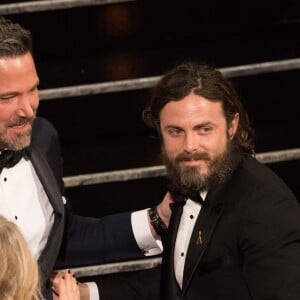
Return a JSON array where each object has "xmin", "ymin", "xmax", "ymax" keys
[
  {"xmin": 29, "ymin": 117, "xmax": 143, "ymax": 296},
  {"xmin": 100, "ymin": 151, "xmax": 300, "ymax": 300}
]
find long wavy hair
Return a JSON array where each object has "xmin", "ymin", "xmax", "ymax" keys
[
  {"xmin": 143, "ymin": 61, "xmax": 255, "ymax": 154},
  {"xmin": 0, "ymin": 216, "xmax": 41, "ymax": 300}
]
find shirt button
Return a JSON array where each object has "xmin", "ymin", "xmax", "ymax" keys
[
  {"xmin": 190, "ymin": 215, "xmax": 194, "ymax": 219},
  {"xmin": 15, "ymin": 216, "xmax": 18, "ymax": 220},
  {"xmin": 4, "ymin": 177, "xmax": 7, "ymax": 182},
  {"xmin": 181, "ymin": 252, "xmax": 184, "ymax": 257}
]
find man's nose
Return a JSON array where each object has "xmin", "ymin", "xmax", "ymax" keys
[
  {"xmin": 183, "ymin": 132, "xmax": 198, "ymax": 153},
  {"xmin": 16, "ymin": 96, "xmax": 35, "ymax": 117}
]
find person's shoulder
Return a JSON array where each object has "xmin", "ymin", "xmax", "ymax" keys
[
  {"xmin": 33, "ymin": 116, "xmax": 57, "ymax": 132},
  {"xmin": 238, "ymin": 153, "xmax": 280, "ymax": 186},
  {"xmin": 31, "ymin": 117, "xmax": 61, "ymax": 150},
  {"xmin": 32, "ymin": 117, "xmax": 59, "ymax": 138},
  {"xmin": 237, "ymin": 152, "xmax": 298, "ymax": 203}
]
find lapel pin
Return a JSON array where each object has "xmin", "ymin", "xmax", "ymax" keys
[{"xmin": 197, "ymin": 230, "xmax": 203, "ymax": 245}]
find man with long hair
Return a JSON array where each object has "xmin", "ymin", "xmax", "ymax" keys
[{"xmin": 99, "ymin": 61, "xmax": 300, "ymax": 299}]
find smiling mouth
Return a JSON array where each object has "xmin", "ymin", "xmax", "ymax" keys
[
  {"xmin": 11, "ymin": 123, "xmax": 27, "ymax": 128},
  {"xmin": 8, "ymin": 121, "xmax": 32, "ymax": 133},
  {"xmin": 181, "ymin": 159, "xmax": 203, "ymax": 165},
  {"xmin": 8, "ymin": 118, "xmax": 32, "ymax": 128}
]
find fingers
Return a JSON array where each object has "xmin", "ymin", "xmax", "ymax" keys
[
  {"xmin": 157, "ymin": 191, "xmax": 174, "ymax": 226},
  {"xmin": 52, "ymin": 269, "xmax": 80, "ymax": 299}
]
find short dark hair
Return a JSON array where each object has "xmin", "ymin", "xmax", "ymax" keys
[
  {"xmin": 143, "ymin": 61, "xmax": 255, "ymax": 154},
  {"xmin": 0, "ymin": 16, "xmax": 32, "ymax": 57}
]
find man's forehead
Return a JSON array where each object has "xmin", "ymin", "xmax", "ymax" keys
[
  {"xmin": 160, "ymin": 96, "xmax": 223, "ymax": 118},
  {"xmin": 0, "ymin": 53, "xmax": 37, "ymax": 78}
]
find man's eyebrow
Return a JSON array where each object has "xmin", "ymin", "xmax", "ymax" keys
[
  {"xmin": 21, "ymin": 78, "xmax": 40, "ymax": 92},
  {"xmin": 0, "ymin": 79, "xmax": 40, "ymax": 97},
  {"xmin": 31, "ymin": 79, "xmax": 40, "ymax": 89},
  {"xmin": 164, "ymin": 125, "xmax": 183, "ymax": 130},
  {"xmin": 193, "ymin": 122, "xmax": 215, "ymax": 129}
]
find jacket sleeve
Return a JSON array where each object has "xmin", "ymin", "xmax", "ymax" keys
[
  {"xmin": 55, "ymin": 212, "xmax": 144, "ymax": 268},
  {"xmin": 32, "ymin": 117, "xmax": 144, "ymax": 268}
]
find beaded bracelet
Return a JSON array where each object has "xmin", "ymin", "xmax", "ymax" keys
[{"xmin": 148, "ymin": 206, "xmax": 167, "ymax": 236}]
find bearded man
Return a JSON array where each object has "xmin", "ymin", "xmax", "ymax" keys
[
  {"xmin": 0, "ymin": 16, "xmax": 172, "ymax": 300},
  {"xmin": 99, "ymin": 61, "xmax": 300, "ymax": 300}
]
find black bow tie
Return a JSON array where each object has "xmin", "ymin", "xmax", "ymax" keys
[
  {"xmin": 167, "ymin": 184, "xmax": 204, "ymax": 206},
  {"xmin": 0, "ymin": 149, "xmax": 26, "ymax": 172}
]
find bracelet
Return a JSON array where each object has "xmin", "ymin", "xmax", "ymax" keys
[{"xmin": 148, "ymin": 206, "xmax": 167, "ymax": 236}]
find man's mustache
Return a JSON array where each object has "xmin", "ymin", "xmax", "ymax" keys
[
  {"xmin": 7, "ymin": 117, "xmax": 34, "ymax": 127},
  {"xmin": 175, "ymin": 152, "xmax": 210, "ymax": 162}
]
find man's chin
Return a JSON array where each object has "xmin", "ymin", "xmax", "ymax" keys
[
  {"xmin": 5, "ymin": 136, "xmax": 31, "ymax": 151},
  {"xmin": 181, "ymin": 164, "xmax": 208, "ymax": 175}
]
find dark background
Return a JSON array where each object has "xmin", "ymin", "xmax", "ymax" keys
[{"xmin": 5, "ymin": 0, "xmax": 300, "ymax": 217}]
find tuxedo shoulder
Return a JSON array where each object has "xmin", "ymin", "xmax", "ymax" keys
[
  {"xmin": 33, "ymin": 117, "xmax": 58, "ymax": 134},
  {"xmin": 235, "ymin": 155, "xmax": 299, "ymax": 208},
  {"xmin": 31, "ymin": 117, "xmax": 61, "ymax": 152},
  {"xmin": 33, "ymin": 117, "xmax": 56, "ymax": 131}
]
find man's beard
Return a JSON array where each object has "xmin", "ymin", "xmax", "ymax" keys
[
  {"xmin": 0, "ymin": 117, "xmax": 34, "ymax": 151},
  {"xmin": 163, "ymin": 141, "xmax": 234, "ymax": 192}
]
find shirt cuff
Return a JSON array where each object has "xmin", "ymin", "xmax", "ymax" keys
[
  {"xmin": 131, "ymin": 209, "xmax": 163, "ymax": 256},
  {"xmin": 85, "ymin": 282, "xmax": 99, "ymax": 300}
]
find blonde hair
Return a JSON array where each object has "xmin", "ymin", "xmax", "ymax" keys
[{"xmin": 0, "ymin": 215, "xmax": 41, "ymax": 300}]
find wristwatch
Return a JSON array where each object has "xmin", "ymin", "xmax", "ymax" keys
[{"xmin": 148, "ymin": 206, "xmax": 167, "ymax": 236}]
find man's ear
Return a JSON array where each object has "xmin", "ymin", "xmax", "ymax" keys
[{"xmin": 228, "ymin": 113, "xmax": 239, "ymax": 139}]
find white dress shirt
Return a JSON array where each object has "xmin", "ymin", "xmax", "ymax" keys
[
  {"xmin": 0, "ymin": 157, "xmax": 54, "ymax": 258},
  {"xmin": 174, "ymin": 191, "xmax": 207, "ymax": 288},
  {"xmin": 174, "ymin": 199, "xmax": 201, "ymax": 288}
]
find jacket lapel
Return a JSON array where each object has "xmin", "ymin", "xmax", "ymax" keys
[
  {"xmin": 29, "ymin": 143, "xmax": 64, "ymax": 214},
  {"xmin": 182, "ymin": 186, "xmax": 226, "ymax": 294},
  {"xmin": 29, "ymin": 143, "xmax": 65, "ymax": 285}
]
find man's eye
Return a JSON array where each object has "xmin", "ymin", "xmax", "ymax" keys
[
  {"xmin": 168, "ymin": 128, "xmax": 182, "ymax": 136},
  {"xmin": 203, "ymin": 126, "xmax": 212, "ymax": 132},
  {"xmin": 0, "ymin": 95, "xmax": 15, "ymax": 101}
]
